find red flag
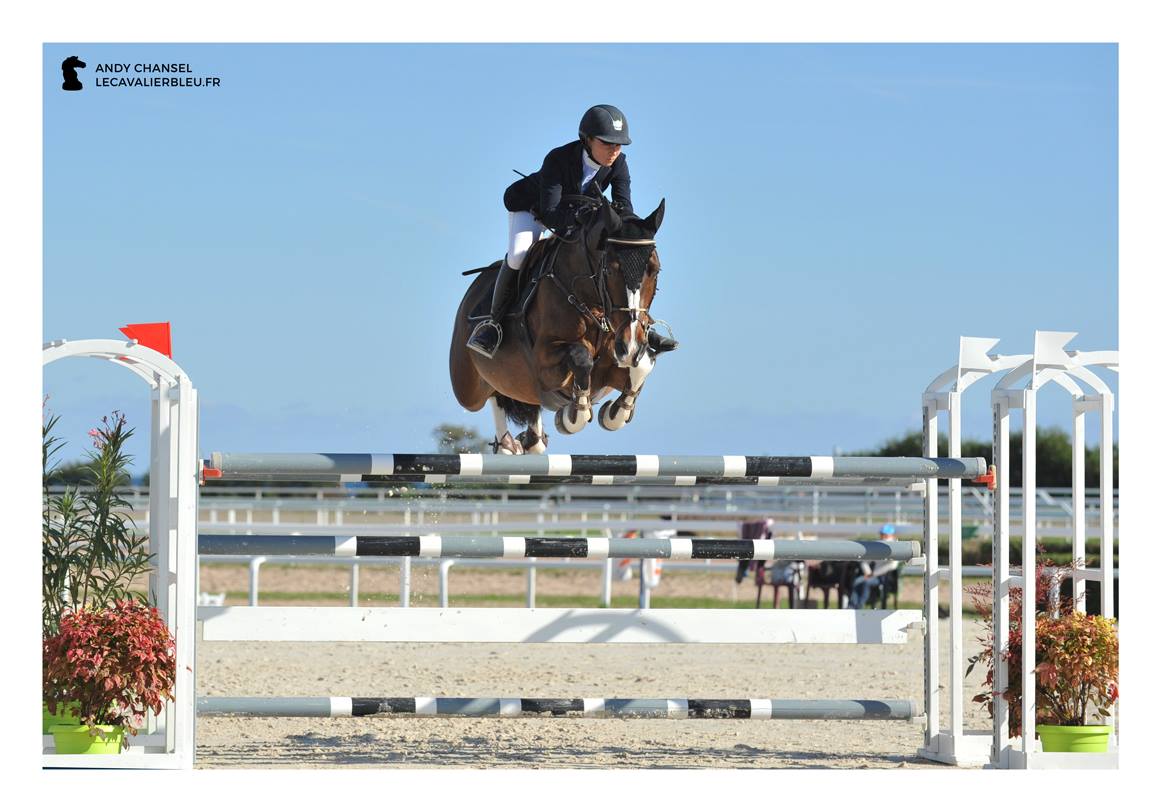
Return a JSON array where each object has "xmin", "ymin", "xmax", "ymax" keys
[{"xmin": 120, "ymin": 322, "xmax": 172, "ymax": 358}]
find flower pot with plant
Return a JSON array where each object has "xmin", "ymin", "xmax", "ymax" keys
[
  {"xmin": 967, "ymin": 552, "xmax": 1118, "ymax": 754},
  {"xmin": 42, "ymin": 411, "xmax": 156, "ymax": 733},
  {"xmin": 43, "ymin": 599, "xmax": 176, "ymax": 754}
]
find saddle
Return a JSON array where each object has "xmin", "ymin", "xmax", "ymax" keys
[{"xmin": 466, "ymin": 236, "xmax": 562, "ymax": 324}]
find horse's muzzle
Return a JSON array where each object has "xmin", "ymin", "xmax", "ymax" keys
[{"xmin": 614, "ymin": 321, "xmax": 647, "ymax": 368}]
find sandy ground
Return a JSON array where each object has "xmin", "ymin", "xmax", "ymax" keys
[{"xmin": 195, "ymin": 563, "xmax": 991, "ymax": 769}]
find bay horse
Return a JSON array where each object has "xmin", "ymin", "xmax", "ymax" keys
[{"xmin": 449, "ymin": 194, "xmax": 666, "ymax": 453}]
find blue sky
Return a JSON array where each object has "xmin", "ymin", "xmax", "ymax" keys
[{"xmin": 42, "ymin": 43, "xmax": 1118, "ymax": 470}]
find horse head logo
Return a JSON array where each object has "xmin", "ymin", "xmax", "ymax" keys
[{"xmin": 61, "ymin": 56, "xmax": 86, "ymax": 91}]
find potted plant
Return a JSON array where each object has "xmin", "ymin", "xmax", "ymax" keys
[
  {"xmin": 967, "ymin": 553, "xmax": 1118, "ymax": 753},
  {"xmin": 43, "ymin": 599, "xmax": 176, "ymax": 754},
  {"xmin": 42, "ymin": 410, "xmax": 155, "ymax": 733}
]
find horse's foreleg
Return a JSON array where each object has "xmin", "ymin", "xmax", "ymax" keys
[
  {"xmin": 599, "ymin": 349, "xmax": 655, "ymax": 431},
  {"xmin": 555, "ymin": 343, "xmax": 594, "ymax": 435},
  {"xmin": 517, "ymin": 410, "xmax": 548, "ymax": 454}
]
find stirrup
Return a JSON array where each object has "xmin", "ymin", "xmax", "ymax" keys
[{"xmin": 467, "ymin": 319, "xmax": 503, "ymax": 359}]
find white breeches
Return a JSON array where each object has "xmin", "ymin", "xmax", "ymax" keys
[{"xmin": 507, "ymin": 211, "xmax": 547, "ymax": 270}]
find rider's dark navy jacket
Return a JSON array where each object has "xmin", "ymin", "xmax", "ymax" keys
[{"xmin": 504, "ymin": 140, "xmax": 633, "ymax": 230}]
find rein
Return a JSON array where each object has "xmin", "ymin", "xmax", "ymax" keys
[
  {"xmin": 540, "ymin": 197, "xmax": 657, "ymax": 339},
  {"xmin": 545, "ymin": 238, "xmax": 656, "ymax": 335}
]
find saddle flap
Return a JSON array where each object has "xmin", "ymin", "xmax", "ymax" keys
[{"xmin": 466, "ymin": 238, "xmax": 557, "ymax": 323}]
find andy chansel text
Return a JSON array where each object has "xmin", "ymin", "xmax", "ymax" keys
[{"xmin": 92, "ymin": 63, "xmax": 221, "ymax": 88}]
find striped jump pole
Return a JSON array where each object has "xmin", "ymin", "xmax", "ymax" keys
[
  {"xmin": 198, "ymin": 696, "xmax": 917, "ymax": 721},
  {"xmin": 197, "ymin": 534, "xmax": 921, "ymax": 562},
  {"xmin": 204, "ymin": 452, "xmax": 987, "ymax": 484},
  {"xmin": 201, "ymin": 473, "xmax": 928, "ymax": 487}
]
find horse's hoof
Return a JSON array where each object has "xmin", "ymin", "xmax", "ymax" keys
[
  {"xmin": 554, "ymin": 411, "xmax": 570, "ymax": 434},
  {"xmin": 492, "ymin": 432, "xmax": 524, "ymax": 455},
  {"xmin": 598, "ymin": 400, "xmax": 631, "ymax": 431},
  {"xmin": 555, "ymin": 405, "xmax": 588, "ymax": 435},
  {"xmin": 517, "ymin": 429, "xmax": 548, "ymax": 454}
]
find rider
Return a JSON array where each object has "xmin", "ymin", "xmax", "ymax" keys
[{"xmin": 466, "ymin": 104, "xmax": 677, "ymax": 359}]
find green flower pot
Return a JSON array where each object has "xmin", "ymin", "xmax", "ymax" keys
[
  {"xmin": 42, "ymin": 701, "xmax": 80, "ymax": 734},
  {"xmin": 1036, "ymin": 724, "xmax": 1113, "ymax": 753},
  {"xmin": 48, "ymin": 724, "xmax": 125, "ymax": 755}
]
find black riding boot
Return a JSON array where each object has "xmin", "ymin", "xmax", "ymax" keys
[
  {"xmin": 467, "ymin": 259, "xmax": 518, "ymax": 359},
  {"xmin": 647, "ymin": 329, "xmax": 679, "ymax": 355}
]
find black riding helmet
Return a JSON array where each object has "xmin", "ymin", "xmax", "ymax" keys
[{"xmin": 578, "ymin": 104, "xmax": 631, "ymax": 145}]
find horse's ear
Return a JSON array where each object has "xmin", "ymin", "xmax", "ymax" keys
[
  {"xmin": 645, "ymin": 199, "xmax": 665, "ymax": 234},
  {"xmin": 605, "ymin": 197, "xmax": 622, "ymax": 234},
  {"xmin": 585, "ymin": 214, "xmax": 608, "ymax": 254}
]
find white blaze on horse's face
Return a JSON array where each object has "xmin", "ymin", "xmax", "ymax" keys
[
  {"xmin": 614, "ymin": 287, "xmax": 643, "ymax": 367},
  {"xmin": 628, "ymin": 344, "xmax": 654, "ymax": 389}
]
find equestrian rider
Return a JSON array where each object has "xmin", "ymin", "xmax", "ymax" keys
[{"xmin": 466, "ymin": 104, "xmax": 677, "ymax": 359}]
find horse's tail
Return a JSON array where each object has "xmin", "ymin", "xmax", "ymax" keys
[{"xmin": 494, "ymin": 394, "xmax": 541, "ymax": 427}]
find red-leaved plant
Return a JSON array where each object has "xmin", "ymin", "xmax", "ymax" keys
[
  {"xmin": 966, "ymin": 553, "xmax": 1118, "ymax": 737},
  {"xmin": 43, "ymin": 599, "xmax": 176, "ymax": 743}
]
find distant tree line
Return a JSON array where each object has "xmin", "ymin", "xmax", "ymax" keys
[{"xmin": 854, "ymin": 428, "xmax": 1118, "ymax": 488}]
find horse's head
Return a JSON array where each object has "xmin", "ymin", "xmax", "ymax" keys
[{"xmin": 587, "ymin": 197, "xmax": 665, "ymax": 367}]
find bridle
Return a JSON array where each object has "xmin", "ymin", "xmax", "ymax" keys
[
  {"xmin": 543, "ymin": 197, "xmax": 657, "ymax": 339},
  {"xmin": 600, "ymin": 237, "xmax": 656, "ymax": 366}
]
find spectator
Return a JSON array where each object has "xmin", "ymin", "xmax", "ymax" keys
[{"xmin": 848, "ymin": 524, "xmax": 901, "ymax": 609}]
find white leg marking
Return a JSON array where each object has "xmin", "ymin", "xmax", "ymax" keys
[
  {"xmin": 629, "ymin": 348, "xmax": 655, "ymax": 389},
  {"xmin": 491, "ymin": 397, "xmax": 510, "ymax": 438}
]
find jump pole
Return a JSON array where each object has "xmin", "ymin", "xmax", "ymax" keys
[
  {"xmin": 199, "ymin": 696, "xmax": 918, "ymax": 721},
  {"xmin": 203, "ymin": 452, "xmax": 987, "ymax": 483},
  {"xmin": 197, "ymin": 534, "xmax": 922, "ymax": 561}
]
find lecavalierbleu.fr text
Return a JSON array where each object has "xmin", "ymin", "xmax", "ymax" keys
[{"xmin": 92, "ymin": 63, "xmax": 221, "ymax": 87}]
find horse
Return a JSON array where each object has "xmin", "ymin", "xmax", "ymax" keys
[
  {"xmin": 61, "ymin": 56, "xmax": 86, "ymax": 91},
  {"xmin": 449, "ymin": 194, "xmax": 666, "ymax": 454}
]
